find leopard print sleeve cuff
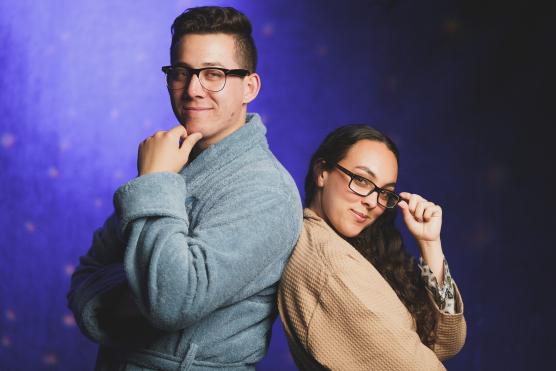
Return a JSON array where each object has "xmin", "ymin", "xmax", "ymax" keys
[{"xmin": 418, "ymin": 257, "xmax": 456, "ymax": 314}]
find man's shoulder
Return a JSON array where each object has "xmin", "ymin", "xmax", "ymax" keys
[{"xmin": 222, "ymin": 142, "xmax": 297, "ymax": 193}]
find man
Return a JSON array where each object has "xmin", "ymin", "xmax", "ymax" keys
[{"xmin": 67, "ymin": 6, "xmax": 302, "ymax": 370}]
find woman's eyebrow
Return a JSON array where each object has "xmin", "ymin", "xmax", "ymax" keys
[
  {"xmin": 355, "ymin": 166, "xmax": 396, "ymax": 188},
  {"xmin": 354, "ymin": 165, "xmax": 376, "ymax": 178}
]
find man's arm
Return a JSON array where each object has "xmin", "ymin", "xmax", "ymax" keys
[
  {"xmin": 68, "ymin": 212, "xmax": 165, "ymax": 346},
  {"xmin": 67, "ymin": 213, "xmax": 129, "ymax": 344},
  {"xmin": 113, "ymin": 171, "xmax": 302, "ymax": 331}
]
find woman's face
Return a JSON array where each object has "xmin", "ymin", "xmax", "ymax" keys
[{"xmin": 312, "ymin": 139, "xmax": 398, "ymax": 238}]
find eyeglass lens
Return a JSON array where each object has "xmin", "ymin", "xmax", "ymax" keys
[
  {"xmin": 167, "ymin": 68, "xmax": 227, "ymax": 92},
  {"xmin": 349, "ymin": 179, "xmax": 399, "ymax": 208}
]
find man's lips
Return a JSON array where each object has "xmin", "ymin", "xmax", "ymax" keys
[{"xmin": 184, "ymin": 107, "xmax": 212, "ymax": 110}]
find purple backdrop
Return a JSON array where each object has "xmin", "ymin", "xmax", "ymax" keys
[{"xmin": 1, "ymin": 0, "xmax": 554, "ymax": 370}]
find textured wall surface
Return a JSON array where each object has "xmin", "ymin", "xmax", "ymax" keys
[{"xmin": 1, "ymin": 0, "xmax": 554, "ymax": 370}]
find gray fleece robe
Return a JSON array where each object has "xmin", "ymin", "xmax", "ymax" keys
[{"xmin": 67, "ymin": 113, "xmax": 303, "ymax": 370}]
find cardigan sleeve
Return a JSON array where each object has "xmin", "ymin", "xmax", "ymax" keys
[
  {"xmin": 418, "ymin": 257, "xmax": 467, "ymax": 360},
  {"xmin": 112, "ymin": 171, "xmax": 302, "ymax": 331},
  {"xmin": 428, "ymin": 281, "xmax": 467, "ymax": 361},
  {"xmin": 305, "ymin": 252, "xmax": 449, "ymax": 371}
]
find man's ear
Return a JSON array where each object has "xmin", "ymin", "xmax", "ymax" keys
[
  {"xmin": 314, "ymin": 160, "xmax": 328, "ymax": 187},
  {"xmin": 242, "ymin": 72, "xmax": 261, "ymax": 104}
]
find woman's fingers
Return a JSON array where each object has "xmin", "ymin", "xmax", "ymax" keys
[
  {"xmin": 398, "ymin": 192, "xmax": 440, "ymax": 223},
  {"xmin": 423, "ymin": 203, "xmax": 435, "ymax": 221},
  {"xmin": 414, "ymin": 200, "xmax": 427, "ymax": 222},
  {"xmin": 406, "ymin": 193, "xmax": 423, "ymax": 216},
  {"xmin": 429, "ymin": 204, "xmax": 442, "ymax": 219}
]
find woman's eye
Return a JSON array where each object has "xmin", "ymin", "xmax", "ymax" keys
[
  {"xmin": 380, "ymin": 190, "xmax": 395, "ymax": 200},
  {"xmin": 354, "ymin": 177, "xmax": 370, "ymax": 186}
]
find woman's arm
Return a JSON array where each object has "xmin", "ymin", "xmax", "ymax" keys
[
  {"xmin": 306, "ymin": 253, "xmax": 448, "ymax": 371},
  {"xmin": 420, "ymin": 257, "xmax": 456, "ymax": 313},
  {"xmin": 428, "ymin": 281, "xmax": 467, "ymax": 361},
  {"xmin": 397, "ymin": 192, "xmax": 467, "ymax": 359}
]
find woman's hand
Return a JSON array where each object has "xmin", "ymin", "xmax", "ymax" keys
[
  {"xmin": 398, "ymin": 192, "xmax": 445, "ymax": 283},
  {"xmin": 397, "ymin": 192, "xmax": 442, "ymax": 244},
  {"xmin": 137, "ymin": 125, "xmax": 203, "ymax": 176}
]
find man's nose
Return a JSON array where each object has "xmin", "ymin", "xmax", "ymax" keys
[{"xmin": 184, "ymin": 73, "xmax": 206, "ymax": 98}]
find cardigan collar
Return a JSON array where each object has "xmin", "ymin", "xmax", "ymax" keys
[{"xmin": 303, "ymin": 208, "xmax": 339, "ymax": 236}]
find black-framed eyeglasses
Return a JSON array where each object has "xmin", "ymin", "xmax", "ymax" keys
[
  {"xmin": 161, "ymin": 65, "xmax": 250, "ymax": 92},
  {"xmin": 335, "ymin": 163, "xmax": 400, "ymax": 209}
]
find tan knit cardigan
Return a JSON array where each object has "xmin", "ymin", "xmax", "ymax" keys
[{"xmin": 277, "ymin": 209, "xmax": 466, "ymax": 371}]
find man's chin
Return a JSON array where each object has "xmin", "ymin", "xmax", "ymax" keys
[{"xmin": 181, "ymin": 120, "xmax": 206, "ymax": 135}]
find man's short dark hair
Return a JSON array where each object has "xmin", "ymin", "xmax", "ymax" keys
[{"xmin": 170, "ymin": 6, "xmax": 258, "ymax": 72}]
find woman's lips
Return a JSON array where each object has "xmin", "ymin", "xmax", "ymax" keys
[{"xmin": 351, "ymin": 209, "xmax": 368, "ymax": 223}]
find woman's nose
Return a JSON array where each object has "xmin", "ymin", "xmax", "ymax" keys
[{"xmin": 362, "ymin": 190, "xmax": 379, "ymax": 208}]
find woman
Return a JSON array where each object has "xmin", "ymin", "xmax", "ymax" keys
[{"xmin": 278, "ymin": 125, "xmax": 466, "ymax": 370}]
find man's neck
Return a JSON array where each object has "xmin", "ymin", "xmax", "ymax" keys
[{"xmin": 190, "ymin": 111, "xmax": 248, "ymax": 158}]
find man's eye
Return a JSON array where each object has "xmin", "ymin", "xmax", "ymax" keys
[
  {"xmin": 204, "ymin": 70, "xmax": 224, "ymax": 80},
  {"xmin": 172, "ymin": 70, "xmax": 188, "ymax": 80}
]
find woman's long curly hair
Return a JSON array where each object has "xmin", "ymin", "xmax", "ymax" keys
[{"xmin": 304, "ymin": 125, "xmax": 437, "ymax": 347}]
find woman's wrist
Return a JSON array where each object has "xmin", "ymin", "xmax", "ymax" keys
[
  {"xmin": 417, "ymin": 238, "xmax": 445, "ymax": 284},
  {"xmin": 417, "ymin": 238, "xmax": 442, "ymax": 251}
]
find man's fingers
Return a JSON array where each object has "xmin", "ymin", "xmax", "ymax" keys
[
  {"xmin": 179, "ymin": 132, "xmax": 203, "ymax": 156},
  {"xmin": 168, "ymin": 124, "xmax": 187, "ymax": 137}
]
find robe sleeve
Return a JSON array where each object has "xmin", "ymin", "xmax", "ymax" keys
[
  {"xmin": 112, "ymin": 172, "xmax": 301, "ymax": 331},
  {"xmin": 67, "ymin": 213, "xmax": 155, "ymax": 345}
]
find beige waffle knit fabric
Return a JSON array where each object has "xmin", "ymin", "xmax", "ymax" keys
[{"xmin": 278, "ymin": 208, "xmax": 466, "ymax": 371}]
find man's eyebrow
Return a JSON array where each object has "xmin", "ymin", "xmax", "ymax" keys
[
  {"xmin": 173, "ymin": 62, "xmax": 225, "ymax": 68},
  {"xmin": 354, "ymin": 166, "xmax": 396, "ymax": 188},
  {"xmin": 201, "ymin": 62, "xmax": 225, "ymax": 67}
]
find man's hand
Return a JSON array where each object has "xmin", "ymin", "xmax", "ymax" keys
[{"xmin": 137, "ymin": 125, "xmax": 203, "ymax": 176}]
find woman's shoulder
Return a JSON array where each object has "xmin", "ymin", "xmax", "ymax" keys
[
  {"xmin": 280, "ymin": 209, "xmax": 343, "ymax": 289},
  {"xmin": 300, "ymin": 209, "xmax": 371, "ymax": 273}
]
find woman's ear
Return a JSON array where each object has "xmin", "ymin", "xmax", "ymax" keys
[{"xmin": 314, "ymin": 160, "xmax": 328, "ymax": 187}]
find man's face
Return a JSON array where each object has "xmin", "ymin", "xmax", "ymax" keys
[{"xmin": 169, "ymin": 33, "xmax": 256, "ymax": 149}]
